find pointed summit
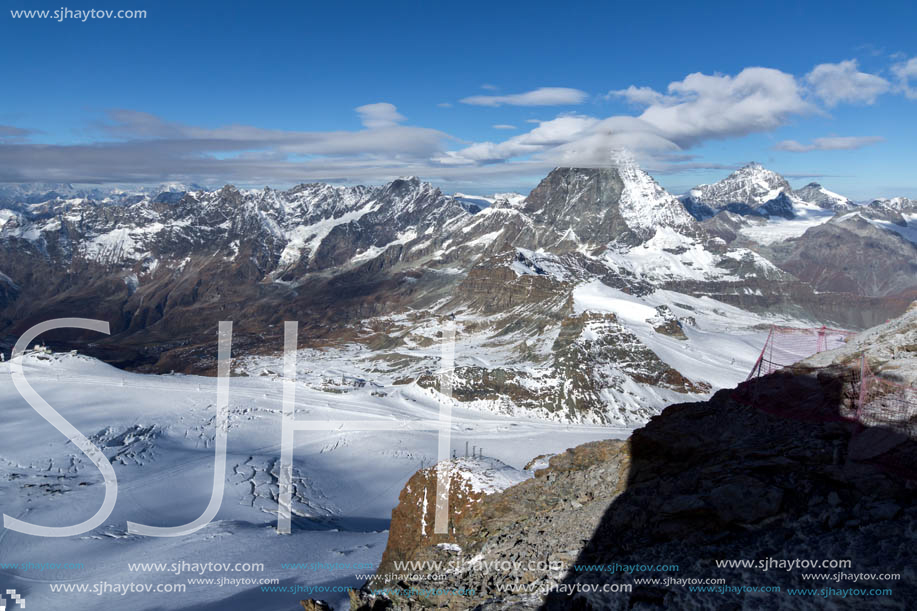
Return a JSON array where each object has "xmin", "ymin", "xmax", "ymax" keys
[
  {"xmin": 521, "ymin": 157, "xmax": 697, "ymax": 247},
  {"xmin": 610, "ymin": 152, "xmax": 698, "ymax": 239},
  {"xmin": 793, "ymin": 183, "xmax": 854, "ymax": 211},
  {"xmin": 681, "ymin": 162, "xmax": 792, "ymax": 219}
]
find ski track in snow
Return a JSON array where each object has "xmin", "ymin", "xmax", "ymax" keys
[{"xmin": 0, "ymin": 352, "xmax": 624, "ymax": 611}]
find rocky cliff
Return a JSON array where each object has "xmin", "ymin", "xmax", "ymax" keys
[{"xmin": 351, "ymin": 307, "xmax": 917, "ymax": 610}]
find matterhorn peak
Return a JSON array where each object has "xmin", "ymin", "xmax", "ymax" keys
[
  {"xmin": 609, "ymin": 150, "xmax": 699, "ymax": 239},
  {"xmin": 609, "ymin": 148, "xmax": 640, "ymax": 170}
]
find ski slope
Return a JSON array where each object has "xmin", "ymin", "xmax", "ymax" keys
[{"xmin": 0, "ymin": 352, "xmax": 624, "ymax": 610}]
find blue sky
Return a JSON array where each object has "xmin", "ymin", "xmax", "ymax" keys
[{"xmin": 2, "ymin": 0, "xmax": 916, "ymax": 199}]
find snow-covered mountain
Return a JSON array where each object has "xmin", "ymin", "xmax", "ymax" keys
[
  {"xmin": 681, "ymin": 162, "xmax": 795, "ymax": 219},
  {"xmin": 870, "ymin": 196, "xmax": 917, "ymax": 212},
  {"xmin": 456, "ymin": 162, "xmax": 700, "ymax": 255},
  {"xmin": 0, "ymin": 177, "xmax": 468, "ymax": 275},
  {"xmin": 863, "ymin": 197, "xmax": 917, "ymax": 228},
  {"xmin": 677, "ymin": 164, "xmax": 917, "ymax": 296},
  {"xmin": 0, "ymin": 161, "xmax": 914, "ymax": 424},
  {"xmin": 682, "ymin": 163, "xmax": 861, "ymax": 222},
  {"xmin": 614, "ymin": 157, "xmax": 700, "ymax": 240},
  {"xmin": 792, "ymin": 182, "xmax": 855, "ymax": 211},
  {"xmin": 0, "ymin": 182, "xmax": 206, "ymax": 209},
  {"xmin": 452, "ymin": 192, "xmax": 525, "ymax": 212}
]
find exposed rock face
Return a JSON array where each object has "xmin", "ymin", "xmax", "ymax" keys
[
  {"xmin": 352, "ymin": 310, "xmax": 917, "ymax": 610},
  {"xmin": 681, "ymin": 162, "xmax": 793, "ymax": 219},
  {"xmin": 699, "ymin": 210, "xmax": 746, "ymax": 244},
  {"xmin": 648, "ymin": 305, "xmax": 688, "ymax": 340},
  {"xmin": 768, "ymin": 214, "xmax": 917, "ymax": 298},
  {"xmin": 373, "ymin": 457, "xmax": 531, "ymax": 586},
  {"xmin": 353, "ymin": 441, "xmax": 631, "ymax": 610},
  {"xmin": 353, "ymin": 374, "xmax": 917, "ymax": 610},
  {"xmin": 520, "ymin": 167, "xmax": 633, "ymax": 247},
  {"xmin": 449, "ymin": 252, "xmax": 572, "ymax": 319},
  {"xmin": 0, "ymin": 272, "xmax": 19, "ymax": 311},
  {"xmin": 416, "ymin": 311, "xmax": 709, "ymax": 424},
  {"xmin": 515, "ymin": 162, "xmax": 700, "ymax": 247},
  {"xmin": 804, "ymin": 300, "xmax": 917, "ymax": 386}
]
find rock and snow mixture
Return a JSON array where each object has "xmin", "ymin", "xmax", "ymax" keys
[
  {"xmin": 355, "ymin": 307, "xmax": 917, "ymax": 610},
  {"xmin": 804, "ymin": 300, "xmax": 917, "ymax": 386}
]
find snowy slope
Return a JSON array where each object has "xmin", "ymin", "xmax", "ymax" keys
[
  {"xmin": 452, "ymin": 192, "xmax": 525, "ymax": 211},
  {"xmin": 792, "ymin": 183, "xmax": 854, "ymax": 211},
  {"xmin": 614, "ymin": 157, "xmax": 698, "ymax": 239},
  {"xmin": 737, "ymin": 199, "xmax": 836, "ymax": 245},
  {"xmin": 572, "ymin": 280, "xmax": 780, "ymax": 389},
  {"xmin": 602, "ymin": 227, "xmax": 779, "ymax": 283},
  {"xmin": 0, "ymin": 351, "xmax": 622, "ymax": 611}
]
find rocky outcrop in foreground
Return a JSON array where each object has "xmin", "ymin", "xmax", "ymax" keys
[{"xmin": 351, "ymin": 309, "xmax": 917, "ymax": 609}]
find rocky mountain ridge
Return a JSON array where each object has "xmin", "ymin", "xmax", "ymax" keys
[
  {"xmin": 681, "ymin": 162, "xmax": 795, "ymax": 219},
  {"xmin": 1, "ymin": 162, "xmax": 915, "ymax": 424}
]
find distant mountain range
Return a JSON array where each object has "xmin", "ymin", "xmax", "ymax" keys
[{"xmin": 1, "ymin": 160, "xmax": 914, "ymax": 423}]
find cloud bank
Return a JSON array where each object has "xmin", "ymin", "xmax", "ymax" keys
[
  {"xmin": 775, "ymin": 136, "xmax": 884, "ymax": 152},
  {"xmin": 805, "ymin": 60, "xmax": 890, "ymax": 106},
  {"xmin": 460, "ymin": 87, "xmax": 588, "ymax": 107},
  {"xmin": 0, "ymin": 57, "xmax": 912, "ymax": 187},
  {"xmin": 893, "ymin": 56, "xmax": 917, "ymax": 99}
]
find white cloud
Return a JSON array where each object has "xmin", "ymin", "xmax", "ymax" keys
[
  {"xmin": 606, "ymin": 85, "xmax": 670, "ymax": 106},
  {"xmin": 775, "ymin": 136, "xmax": 884, "ymax": 152},
  {"xmin": 0, "ymin": 106, "xmax": 451, "ymax": 184},
  {"xmin": 355, "ymin": 102, "xmax": 406, "ymax": 128},
  {"xmin": 443, "ymin": 67, "xmax": 812, "ymax": 167},
  {"xmin": 892, "ymin": 56, "xmax": 917, "ymax": 99},
  {"xmin": 460, "ymin": 87, "xmax": 588, "ymax": 107},
  {"xmin": 435, "ymin": 115, "xmax": 599, "ymax": 165},
  {"xmin": 437, "ymin": 102, "xmax": 453, "ymax": 108},
  {"xmin": 0, "ymin": 61, "xmax": 905, "ymax": 187},
  {"xmin": 805, "ymin": 60, "xmax": 890, "ymax": 106},
  {"xmin": 480, "ymin": 84, "xmax": 499, "ymax": 91},
  {"xmin": 544, "ymin": 117, "xmax": 681, "ymax": 166},
  {"xmin": 637, "ymin": 67, "xmax": 813, "ymax": 147}
]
